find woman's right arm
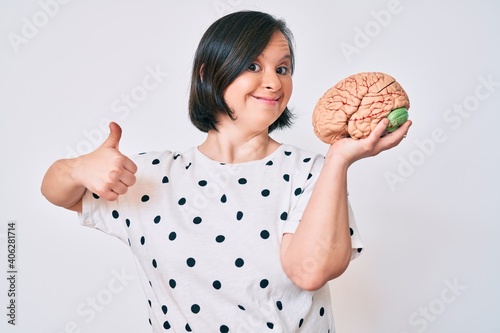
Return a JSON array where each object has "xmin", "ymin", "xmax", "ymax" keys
[{"xmin": 40, "ymin": 122, "xmax": 138, "ymax": 212}]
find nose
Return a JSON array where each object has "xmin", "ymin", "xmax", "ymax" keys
[{"xmin": 262, "ymin": 70, "xmax": 281, "ymax": 91}]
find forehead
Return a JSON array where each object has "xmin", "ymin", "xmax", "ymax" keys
[{"xmin": 259, "ymin": 31, "xmax": 291, "ymax": 59}]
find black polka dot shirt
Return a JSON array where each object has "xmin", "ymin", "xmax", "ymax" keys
[{"xmin": 79, "ymin": 144, "xmax": 363, "ymax": 332}]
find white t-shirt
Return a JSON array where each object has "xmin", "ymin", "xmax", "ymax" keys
[{"xmin": 79, "ymin": 143, "xmax": 363, "ymax": 332}]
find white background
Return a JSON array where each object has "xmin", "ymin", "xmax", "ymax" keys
[{"xmin": 1, "ymin": 0, "xmax": 499, "ymax": 332}]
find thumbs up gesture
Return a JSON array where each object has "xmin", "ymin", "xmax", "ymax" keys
[{"xmin": 74, "ymin": 122, "xmax": 138, "ymax": 201}]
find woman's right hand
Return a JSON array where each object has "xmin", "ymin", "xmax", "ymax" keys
[
  {"xmin": 72, "ymin": 122, "xmax": 138, "ymax": 201},
  {"xmin": 41, "ymin": 122, "xmax": 137, "ymax": 211}
]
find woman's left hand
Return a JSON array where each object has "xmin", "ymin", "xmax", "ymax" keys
[{"xmin": 327, "ymin": 118, "xmax": 413, "ymax": 166}]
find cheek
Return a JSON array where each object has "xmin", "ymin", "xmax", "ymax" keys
[
  {"xmin": 282, "ymin": 79, "xmax": 293, "ymax": 103},
  {"xmin": 224, "ymin": 77, "xmax": 254, "ymax": 103},
  {"xmin": 223, "ymin": 86, "xmax": 241, "ymax": 108}
]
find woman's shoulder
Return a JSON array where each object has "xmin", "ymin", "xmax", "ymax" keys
[
  {"xmin": 126, "ymin": 147, "xmax": 198, "ymax": 172},
  {"xmin": 278, "ymin": 143, "xmax": 325, "ymax": 161},
  {"xmin": 273, "ymin": 143, "xmax": 325, "ymax": 173},
  {"xmin": 129, "ymin": 147, "xmax": 196, "ymax": 161}
]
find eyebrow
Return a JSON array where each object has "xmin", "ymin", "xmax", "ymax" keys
[
  {"xmin": 280, "ymin": 54, "xmax": 292, "ymax": 62},
  {"xmin": 259, "ymin": 53, "xmax": 292, "ymax": 63}
]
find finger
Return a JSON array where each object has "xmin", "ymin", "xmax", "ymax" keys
[
  {"xmin": 120, "ymin": 170, "xmax": 137, "ymax": 187},
  {"xmin": 102, "ymin": 122, "xmax": 122, "ymax": 150},
  {"xmin": 364, "ymin": 118, "xmax": 389, "ymax": 145},
  {"xmin": 100, "ymin": 190, "xmax": 119, "ymax": 202},
  {"xmin": 381, "ymin": 120, "xmax": 412, "ymax": 148},
  {"xmin": 401, "ymin": 119, "xmax": 413, "ymax": 133},
  {"xmin": 111, "ymin": 181, "xmax": 129, "ymax": 196},
  {"xmin": 373, "ymin": 118, "xmax": 390, "ymax": 138},
  {"xmin": 123, "ymin": 157, "xmax": 138, "ymax": 174},
  {"xmin": 388, "ymin": 120, "xmax": 412, "ymax": 140}
]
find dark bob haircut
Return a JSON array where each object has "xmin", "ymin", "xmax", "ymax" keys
[{"xmin": 188, "ymin": 11, "xmax": 295, "ymax": 133}]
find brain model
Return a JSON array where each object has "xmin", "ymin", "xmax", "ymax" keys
[{"xmin": 312, "ymin": 72, "xmax": 410, "ymax": 143}]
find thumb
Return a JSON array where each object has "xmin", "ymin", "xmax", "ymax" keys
[{"xmin": 102, "ymin": 122, "xmax": 122, "ymax": 149}]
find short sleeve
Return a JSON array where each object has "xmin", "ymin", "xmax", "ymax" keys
[
  {"xmin": 77, "ymin": 150, "xmax": 174, "ymax": 245},
  {"xmin": 78, "ymin": 188, "xmax": 129, "ymax": 245},
  {"xmin": 280, "ymin": 149, "xmax": 363, "ymax": 260},
  {"xmin": 348, "ymin": 198, "xmax": 363, "ymax": 260},
  {"xmin": 282, "ymin": 153, "xmax": 324, "ymax": 235},
  {"xmin": 284, "ymin": 194, "xmax": 363, "ymax": 261}
]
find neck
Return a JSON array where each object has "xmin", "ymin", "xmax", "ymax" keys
[{"xmin": 198, "ymin": 127, "xmax": 280, "ymax": 164}]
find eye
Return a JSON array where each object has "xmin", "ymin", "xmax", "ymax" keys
[
  {"xmin": 276, "ymin": 66, "xmax": 290, "ymax": 75},
  {"xmin": 248, "ymin": 63, "xmax": 261, "ymax": 72}
]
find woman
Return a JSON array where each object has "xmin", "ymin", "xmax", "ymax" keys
[{"xmin": 41, "ymin": 10, "xmax": 411, "ymax": 332}]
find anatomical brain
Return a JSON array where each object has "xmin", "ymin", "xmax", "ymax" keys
[{"xmin": 312, "ymin": 72, "xmax": 410, "ymax": 143}]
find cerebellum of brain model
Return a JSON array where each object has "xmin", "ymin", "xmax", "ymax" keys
[{"xmin": 312, "ymin": 72, "xmax": 410, "ymax": 144}]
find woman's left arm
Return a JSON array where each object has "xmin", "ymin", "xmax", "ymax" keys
[{"xmin": 280, "ymin": 119, "xmax": 412, "ymax": 291}]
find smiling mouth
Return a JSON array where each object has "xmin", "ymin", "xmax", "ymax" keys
[{"xmin": 253, "ymin": 95, "xmax": 280, "ymax": 103}]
